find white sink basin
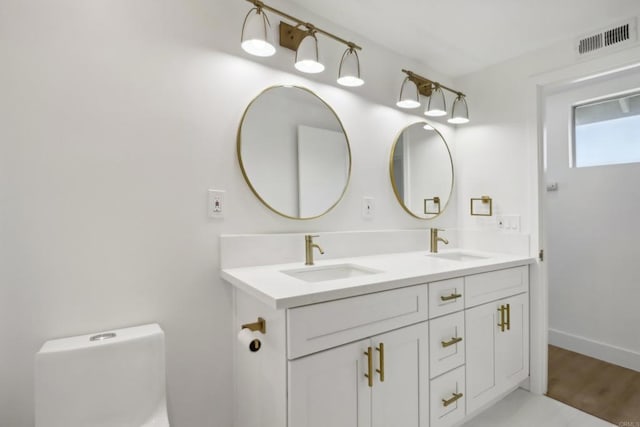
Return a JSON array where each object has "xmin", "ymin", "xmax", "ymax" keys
[
  {"xmin": 428, "ymin": 251, "xmax": 490, "ymax": 262},
  {"xmin": 282, "ymin": 264, "xmax": 381, "ymax": 283}
]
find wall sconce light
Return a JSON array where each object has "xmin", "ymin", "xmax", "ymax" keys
[
  {"xmin": 241, "ymin": 0, "xmax": 364, "ymax": 87},
  {"xmin": 397, "ymin": 69, "xmax": 470, "ymax": 124},
  {"xmin": 426, "ymin": 85, "xmax": 447, "ymax": 117},
  {"xmin": 396, "ymin": 76, "xmax": 421, "ymax": 109},
  {"xmin": 337, "ymin": 45, "xmax": 364, "ymax": 87},
  {"xmin": 449, "ymin": 94, "xmax": 470, "ymax": 124},
  {"xmin": 241, "ymin": 6, "xmax": 276, "ymax": 57},
  {"xmin": 294, "ymin": 30, "xmax": 324, "ymax": 74}
]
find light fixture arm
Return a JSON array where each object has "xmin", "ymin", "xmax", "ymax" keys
[
  {"xmin": 246, "ymin": 0, "xmax": 362, "ymax": 50},
  {"xmin": 401, "ymin": 69, "xmax": 465, "ymax": 98}
]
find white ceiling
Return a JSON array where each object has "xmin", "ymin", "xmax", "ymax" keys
[{"xmin": 288, "ymin": 0, "xmax": 640, "ymax": 77}]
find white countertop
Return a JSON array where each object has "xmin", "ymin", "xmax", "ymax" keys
[{"xmin": 221, "ymin": 249, "xmax": 536, "ymax": 310}]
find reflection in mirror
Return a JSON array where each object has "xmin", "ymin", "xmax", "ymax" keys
[
  {"xmin": 238, "ymin": 86, "xmax": 351, "ymax": 219},
  {"xmin": 390, "ymin": 122, "xmax": 454, "ymax": 219}
]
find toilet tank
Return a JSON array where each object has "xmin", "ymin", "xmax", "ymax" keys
[{"xmin": 35, "ymin": 323, "xmax": 169, "ymax": 427}]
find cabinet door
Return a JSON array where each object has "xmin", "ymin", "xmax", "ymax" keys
[
  {"xmin": 465, "ymin": 300, "xmax": 498, "ymax": 415},
  {"xmin": 496, "ymin": 293, "xmax": 529, "ymax": 387},
  {"xmin": 288, "ymin": 339, "xmax": 371, "ymax": 427},
  {"xmin": 466, "ymin": 293, "xmax": 529, "ymax": 415},
  {"xmin": 371, "ymin": 322, "xmax": 429, "ymax": 427}
]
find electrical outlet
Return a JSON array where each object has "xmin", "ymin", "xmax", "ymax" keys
[
  {"xmin": 362, "ymin": 197, "xmax": 375, "ymax": 219},
  {"xmin": 208, "ymin": 189, "xmax": 225, "ymax": 218}
]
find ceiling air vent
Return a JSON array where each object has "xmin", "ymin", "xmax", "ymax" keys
[{"xmin": 576, "ymin": 18, "xmax": 638, "ymax": 57}]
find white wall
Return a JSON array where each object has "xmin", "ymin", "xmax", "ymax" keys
[{"xmin": 0, "ymin": 0, "xmax": 457, "ymax": 426}]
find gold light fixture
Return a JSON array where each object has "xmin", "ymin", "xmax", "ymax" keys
[
  {"xmin": 240, "ymin": 6, "xmax": 276, "ymax": 57},
  {"xmin": 449, "ymin": 94, "xmax": 470, "ymax": 124},
  {"xmin": 337, "ymin": 45, "xmax": 364, "ymax": 87},
  {"xmin": 426, "ymin": 85, "xmax": 447, "ymax": 117},
  {"xmin": 396, "ymin": 77, "xmax": 421, "ymax": 109},
  {"xmin": 397, "ymin": 69, "xmax": 469, "ymax": 124},
  {"xmin": 295, "ymin": 30, "xmax": 324, "ymax": 74},
  {"xmin": 241, "ymin": 0, "xmax": 364, "ymax": 87}
]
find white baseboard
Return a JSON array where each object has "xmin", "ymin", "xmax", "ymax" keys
[{"xmin": 549, "ymin": 328, "xmax": 640, "ymax": 372}]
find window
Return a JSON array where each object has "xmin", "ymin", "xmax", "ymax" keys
[{"xmin": 573, "ymin": 92, "xmax": 640, "ymax": 168}]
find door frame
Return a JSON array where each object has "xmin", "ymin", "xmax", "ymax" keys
[{"xmin": 526, "ymin": 46, "xmax": 640, "ymax": 395}]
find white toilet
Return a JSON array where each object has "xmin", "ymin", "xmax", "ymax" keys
[{"xmin": 35, "ymin": 323, "xmax": 170, "ymax": 427}]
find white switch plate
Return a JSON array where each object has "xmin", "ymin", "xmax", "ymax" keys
[
  {"xmin": 362, "ymin": 197, "xmax": 375, "ymax": 219},
  {"xmin": 208, "ymin": 189, "xmax": 225, "ymax": 218},
  {"xmin": 497, "ymin": 215, "xmax": 520, "ymax": 232}
]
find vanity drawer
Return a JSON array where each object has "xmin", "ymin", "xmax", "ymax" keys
[
  {"xmin": 429, "ymin": 311, "xmax": 465, "ymax": 378},
  {"xmin": 287, "ymin": 284, "xmax": 428, "ymax": 359},
  {"xmin": 429, "ymin": 278, "xmax": 464, "ymax": 318},
  {"xmin": 465, "ymin": 266, "xmax": 528, "ymax": 308},
  {"xmin": 430, "ymin": 365, "xmax": 466, "ymax": 427}
]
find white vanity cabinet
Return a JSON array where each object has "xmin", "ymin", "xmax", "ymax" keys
[
  {"xmin": 289, "ymin": 322, "xmax": 429, "ymax": 427},
  {"xmin": 229, "ymin": 262, "xmax": 530, "ymax": 427}
]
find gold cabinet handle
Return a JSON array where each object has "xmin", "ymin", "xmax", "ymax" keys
[
  {"xmin": 441, "ymin": 336, "xmax": 463, "ymax": 348},
  {"xmin": 497, "ymin": 305, "xmax": 506, "ymax": 332},
  {"xmin": 364, "ymin": 347, "xmax": 373, "ymax": 388},
  {"xmin": 376, "ymin": 343, "xmax": 385, "ymax": 382},
  {"xmin": 442, "ymin": 392, "xmax": 463, "ymax": 407},
  {"xmin": 440, "ymin": 293, "xmax": 462, "ymax": 302},
  {"xmin": 506, "ymin": 303, "xmax": 511, "ymax": 331}
]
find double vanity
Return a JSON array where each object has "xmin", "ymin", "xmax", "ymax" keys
[
  {"xmin": 228, "ymin": 83, "xmax": 533, "ymax": 426},
  {"xmin": 223, "ymin": 243, "xmax": 534, "ymax": 427}
]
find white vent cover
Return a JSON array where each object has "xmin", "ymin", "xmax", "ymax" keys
[{"xmin": 576, "ymin": 18, "xmax": 637, "ymax": 57}]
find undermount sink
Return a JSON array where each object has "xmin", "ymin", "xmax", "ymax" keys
[
  {"xmin": 427, "ymin": 251, "xmax": 490, "ymax": 262},
  {"xmin": 282, "ymin": 263, "xmax": 382, "ymax": 283}
]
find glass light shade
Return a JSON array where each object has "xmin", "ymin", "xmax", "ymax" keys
[
  {"xmin": 295, "ymin": 34, "xmax": 325, "ymax": 74},
  {"xmin": 396, "ymin": 77, "xmax": 421, "ymax": 109},
  {"xmin": 423, "ymin": 123, "xmax": 435, "ymax": 130},
  {"xmin": 241, "ymin": 8, "xmax": 276, "ymax": 57},
  {"xmin": 425, "ymin": 85, "xmax": 447, "ymax": 116},
  {"xmin": 448, "ymin": 95, "xmax": 469, "ymax": 124},
  {"xmin": 337, "ymin": 48, "xmax": 364, "ymax": 87}
]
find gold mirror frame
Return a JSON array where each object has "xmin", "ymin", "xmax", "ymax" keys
[
  {"xmin": 389, "ymin": 121, "xmax": 454, "ymax": 220},
  {"xmin": 237, "ymin": 85, "xmax": 352, "ymax": 220}
]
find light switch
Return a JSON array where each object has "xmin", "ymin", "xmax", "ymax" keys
[
  {"xmin": 362, "ymin": 197, "xmax": 375, "ymax": 219},
  {"xmin": 208, "ymin": 189, "xmax": 225, "ymax": 218}
]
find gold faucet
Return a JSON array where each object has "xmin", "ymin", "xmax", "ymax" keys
[
  {"xmin": 430, "ymin": 228, "xmax": 449, "ymax": 253},
  {"xmin": 305, "ymin": 234, "xmax": 325, "ymax": 265}
]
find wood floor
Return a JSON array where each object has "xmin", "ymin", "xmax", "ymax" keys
[{"xmin": 547, "ymin": 345, "xmax": 640, "ymax": 425}]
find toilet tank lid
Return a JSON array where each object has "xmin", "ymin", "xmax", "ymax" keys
[{"xmin": 37, "ymin": 323, "xmax": 164, "ymax": 354}]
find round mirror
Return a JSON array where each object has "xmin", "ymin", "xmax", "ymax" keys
[
  {"xmin": 238, "ymin": 86, "xmax": 351, "ymax": 219},
  {"xmin": 389, "ymin": 121, "xmax": 454, "ymax": 219}
]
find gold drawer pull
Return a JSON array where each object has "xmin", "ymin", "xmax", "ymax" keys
[
  {"xmin": 506, "ymin": 303, "xmax": 511, "ymax": 331},
  {"xmin": 497, "ymin": 305, "xmax": 506, "ymax": 332},
  {"xmin": 364, "ymin": 347, "xmax": 373, "ymax": 388},
  {"xmin": 441, "ymin": 336, "xmax": 463, "ymax": 348},
  {"xmin": 440, "ymin": 293, "xmax": 462, "ymax": 302},
  {"xmin": 442, "ymin": 392, "xmax": 463, "ymax": 407},
  {"xmin": 376, "ymin": 343, "xmax": 385, "ymax": 382}
]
